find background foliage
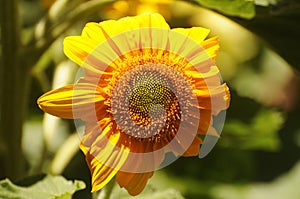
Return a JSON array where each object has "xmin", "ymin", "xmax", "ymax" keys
[{"xmin": 0, "ymin": 0, "xmax": 299, "ymax": 198}]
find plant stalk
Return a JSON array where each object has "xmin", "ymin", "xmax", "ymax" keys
[
  {"xmin": 96, "ymin": 178, "xmax": 116, "ymax": 199},
  {"xmin": 0, "ymin": 0, "xmax": 28, "ymax": 180}
]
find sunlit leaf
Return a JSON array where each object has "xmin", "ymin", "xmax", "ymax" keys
[
  {"xmin": 189, "ymin": 0, "xmax": 255, "ymax": 19},
  {"xmin": 0, "ymin": 175, "xmax": 85, "ymax": 199},
  {"xmin": 254, "ymin": 0, "xmax": 278, "ymax": 6}
]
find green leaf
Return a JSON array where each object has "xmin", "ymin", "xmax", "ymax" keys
[
  {"xmin": 190, "ymin": 0, "xmax": 255, "ymax": 19},
  {"xmin": 0, "ymin": 175, "xmax": 85, "ymax": 199},
  {"xmin": 110, "ymin": 187, "xmax": 185, "ymax": 199},
  {"xmin": 212, "ymin": 161, "xmax": 300, "ymax": 199},
  {"xmin": 254, "ymin": 0, "xmax": 278, "ymax": 6},
  {"xmin": 221, "ymin": 109, "xmax": 284, "ymax": 151}
]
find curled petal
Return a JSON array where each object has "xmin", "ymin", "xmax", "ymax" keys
[{"xmin": 37, "ymin": 78, "xmax": 105, "ymax": 119}]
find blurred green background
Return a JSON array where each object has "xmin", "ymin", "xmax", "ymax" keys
[{"xmin": 0, "ymin": 0, "xmax": 300, "ymax": 198}]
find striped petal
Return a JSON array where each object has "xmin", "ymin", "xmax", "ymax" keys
[
  {"xmin": 201, "ymin": 36, "xmax": 220, "ymax": 61},
  {"xmin": 64, "ymin": 13, "xmax": 170, "ymax": 69},
  {"xmin": 80, "ymin": 125, "xmax": 129, "ymax": 192},
  {"xmin": 195, "ymin": 83, "xmax": 230, "ymax": 114},
  {"xmin": 186, "ymin": 65, "xmax": 221, "ymax": 88},
  {"xmin": 37, "ymin": 78, "xmax": 105, "ymax": 119}
]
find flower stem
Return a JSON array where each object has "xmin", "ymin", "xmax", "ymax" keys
[
  {"xmin": 0, "ymin": 0, "xmax": 28, "ymax": 180},
  {"xmin": 97, "ymin": 178, "xmax": 116, "ymax": 199}
]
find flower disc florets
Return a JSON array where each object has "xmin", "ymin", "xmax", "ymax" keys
[{"xmin": 111, "ymin": 63, "xmax": 194, "ymax": 141}]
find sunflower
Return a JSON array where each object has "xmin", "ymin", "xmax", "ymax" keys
[{"xmin": 38, "ymin": 13, "xmax": 230, "ymax": 196}]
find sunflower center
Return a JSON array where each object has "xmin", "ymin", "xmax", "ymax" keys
[
  {"xmin": 128, "ymin": 76, "xmax": 178, "ymax": 126},
  {"xmin": 110, "ymin": 63, "xmax": 195, "ymax": 140}
]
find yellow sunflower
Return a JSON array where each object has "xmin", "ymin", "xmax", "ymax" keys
[{"xmin": 38, "ymin": 13, "xmax": 230, "ymax": 196}]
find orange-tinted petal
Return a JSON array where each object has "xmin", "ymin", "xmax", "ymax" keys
[
  {"xmin": 182, "ymin": 136, "xmax": 202, "ymax": 157},
  {"xmin": 197, "ymin": 109, "xmax": 212, "ymax": 135},
  {"xmin": 117, "ymin": 137, "xmax": 165, "ymax": 173},
  {"xmin": 195, "ymin": 83, "xmax": 230, "ymax": 114},
  {"xmin": 163, "ymin": 121, "xmax": 198, "ymax": 157},
  {"xmin": 116, "ymin": 171, "xmax": 154, "ymax": 196},
  {"xmin": 197, "ymin": 109, "xmax": 221, "ymax": 137}
]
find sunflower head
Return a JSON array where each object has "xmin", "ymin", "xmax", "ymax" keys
[{"xmin": 37, "ymin": 13, "xmax": 230, "ymax": 196}]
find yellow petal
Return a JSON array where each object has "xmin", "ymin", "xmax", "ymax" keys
[
  {"xmin": 81, "ymin": 118, "xmax": 113, "ymax": 153},
  {"xmin": 81, "ymin": 13, "xmax": 169, "ymax": 42},
  {"xmin": 186, "ymin": 65, "xmax": 221, "ymax": 87},
  {"xmin": 65, "ymin": 13, "xmax": 170, "ymax": 72},
  {"xmin": 37, "ymin": 78, "xmax": 105, "ymax": 119},
  {"xmin": 84, "ymin": 151, "xmax": 118, "ymax": 192},
  {"xmin": 134, "ymin": 13, "xmax": 169, "ymax": 29},
  {"xmin": 183, "ymin": 38, "xmax": 219, "ymax": 74},
  {"xmin": 63, "ymin": 36, "xmax": 98, "ymax": 66},
  {"xmin": 81, "ymin": 22, "xmax": 108, "ymax": 43},
  {"xmin": 116, "ymin": 171, "xmax": 154, "ymax": 196},
  {"xmin": 172, "ymin": 27, "xmax": 210, "ymax": 44},
  {"xmin": 201, "ymin": 36, "xmax": 220, "ymax": 61}
]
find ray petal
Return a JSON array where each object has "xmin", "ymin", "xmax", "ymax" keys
[
  {"xmin": 37, "ymin": 78, "xmax": 105, "ymax": 119},
  {"xmin": 116, "ymin": 171, "xmax": 154, "ymax": 196},
  {"xmin": 201, "ymin": 36, "xmax": 220, "ymax": 61},
  {"xmin": 186, "ymin": 65, "xmax": 221, "ymax": 88},
  {"xmin": 134, "ymin": 13, "xmax": 170, "ymax": 29},
  {"xmin": 195, "ymin": 83, "xmax": 230, "ymax": 114},
  {"xmin": 172, "ymin": 27, "xmax": 210, "ymax": 44},
  {"xmin": 182, "ymin": 136, "xmax": 202, "ymax": 157},
  {"xmin": 63, "ymin": 36, "xmax": 98, "ymax": 66},
  {"xmin": 80, "ymin": 125, "xmax": 129, "ymax": 192}
]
